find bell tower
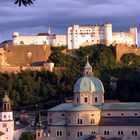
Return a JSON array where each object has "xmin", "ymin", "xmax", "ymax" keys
[
  {"xmin": 0, "ymin": 91, "xmax": 14, "ymax": 140},
  {"xmin": 36, "ymin": 113, "xmax": 45, "ymax": 139}
]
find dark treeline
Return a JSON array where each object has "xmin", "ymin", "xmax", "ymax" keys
[{"xmin": 0, "ymin": 45, "xmax": 140, "ymax": 109}]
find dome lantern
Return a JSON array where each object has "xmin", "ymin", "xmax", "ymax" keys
[{"xmin": 83, "ymin": 57, "xmax": 93, "ymax": 76}]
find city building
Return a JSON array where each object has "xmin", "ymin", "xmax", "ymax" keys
[
  {"xmin": 47, "ymin": 60, "xmax": 140, "ymax": 140},
  {"xmin": 51, "ymin": 34, "xmax": 67, "ymax": 47},
  {"xmin": 68, "ymin": 22, "xmax": 138, "ymax": 50}
]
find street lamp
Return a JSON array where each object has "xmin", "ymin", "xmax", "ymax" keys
[{"xmin": 27, "ymin": 51, "xmax": 32, "ymax": 67}]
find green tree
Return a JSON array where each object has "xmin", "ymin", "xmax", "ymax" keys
[
  {"xmin": 15, "ymin": 0, "xmax": 35, "ymax": 6},
  {"xmin": 19, "ymin": 131, "xmax": 35, "ymax": 140}
]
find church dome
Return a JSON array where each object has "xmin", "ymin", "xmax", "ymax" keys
[
  {"xmin": 74, "ymin": 60, "xmax": 104, "ymax": 93},
  {"xmin": 74, "ymin": 76, "xmax": 104, "ymax": 93}
]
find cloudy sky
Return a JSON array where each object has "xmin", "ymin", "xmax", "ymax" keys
[{"xmin": 0, "ymin": 0, "xmax": 140, "ymax": 43}]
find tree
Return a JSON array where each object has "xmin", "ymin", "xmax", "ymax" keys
[
  {"xmin": 19, "ymin": 131, "xmax": 35, "ymax": 140},
  {"xmin": 15, "ymin": 0, "xmax": 35, "ymax": 6}
]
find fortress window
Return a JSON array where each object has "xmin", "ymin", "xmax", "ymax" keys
[{"xmin": 85, "ymin": 97, "xmax": 88, "ymax": 102}]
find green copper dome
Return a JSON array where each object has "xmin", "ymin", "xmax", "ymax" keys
[
  {"xmin": 74, "ymin": 76, "xmax": 104, "ymax": 93},
  {"xmin": 74, "ymin": 60, "xmax": 104, "ymax": 93}
]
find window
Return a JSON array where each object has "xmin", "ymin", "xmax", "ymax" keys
[
  {"xmin": 85, "ymin": 97, "xmax": 88, "ymax": 102},
  {"xmin": 38, "ymin": 133, "xmax": 40, "ymax": 137},
  {"xmin": 56, "ymin": 131, "xmax": 63, "ymax": 137},
  {"xmin": 6, "ymin": 128, "xmax": 8, "ymax": 132},
  {"xmin": 4, "ymin": 115, "xmax": 6, "ymax": 119},
  {"xmin": 77, "ymin": 97, "xmax": 79, "ymax": 103},
  {"xmin": 49, "ymin": 118, "xmax": 52, "ymax": 123},
  {"xmin": 121, "ymin": 113, "xmax": 124, "ymax": 116},
  {"xmin": 62, "ymin": 114, "xmax": 65, "ymax": 116},
  {"xmin": 91, "ymin": 131, "xmax": 95, "ymax": 134},
  {"xmin": 77, "ymin": 131, "xmax": 83, "ymax": 137},
  {"xmin": 107, "ymin": 114, "xmax": 110, "ymax": 116},
  {"xmin": 118, "ymin": 131, "xmax": 123, "ymax": 135},
  {"xmin": 104, "ymin": 131, "xmax": 109, "ymax": 135},
  {"xmin": 67, "ymin": 131, "xmax": 70, "ymax": 136},
  {"xmin": 68, "ymin": 119, "xmax": 71, "ymax": 124},
  {"xmin": 91, "ymin": 114, "xmax": 94, "ymax": 116},
  {"xmin": 91, "ymin": 119, "xmax": 95, "ymax": 124},
  {"xmin": 132, "ymin": 131, "xmax": 137, "ymax": 136},
  {"xmin": 134, "ymin": 113, "xmax": 138, "ymax": 116},
  {"xmin": 77, "ymin": 119, "xmax": 82, "ymax": 124},
  {"xmin": 95, "ymin": 97, "xmax": 98, "ymax": 103}
]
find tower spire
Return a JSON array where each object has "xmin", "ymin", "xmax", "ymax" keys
[
  {"xmin": 48, "ymin": 27, "xmax": 51, "ymax": 35},
  {"xmin": 83, "ymin": 57, "xmax": 93, "ymax": 76},
  {"xmin": 2, "ymin": 91, "xmax": 11, "ymax": 112}
]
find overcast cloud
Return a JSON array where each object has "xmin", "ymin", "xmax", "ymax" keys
[{"xmin": 0, "ymin": 0, "xmax": 140, "ymax": 43}]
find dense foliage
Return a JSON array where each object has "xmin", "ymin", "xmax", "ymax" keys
[
  {"xmin": 0, "ymin": 45, "xmax": 140, "ymax": 109},
  {"xmin": 19, "ymin": 131, "xmax": 35, "ymax": 140}
]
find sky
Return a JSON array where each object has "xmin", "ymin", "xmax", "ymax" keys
[{"xmin": 0, "ymin": 0, "xmax": 140, "ymax": 44}]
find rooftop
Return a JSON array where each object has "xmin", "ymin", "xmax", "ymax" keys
[
  {"xmin": 103, "ymin": 102, "xmax": 140, "ymax": 110},
  {"xmin": 100, "ymin": 117, "xmax": 140, "ymax": 126},
  {"xmin": 48, "ymin": 103, "xmax": 100, "ymax": 112}
]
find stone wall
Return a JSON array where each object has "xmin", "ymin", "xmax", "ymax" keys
[
  {"xmin": 4, "ymin": 44, "xmax": 51, "ymax": 66},
  {"xmin": 113, "ymin": 45, "xmax": 140, "ymax": 61}
]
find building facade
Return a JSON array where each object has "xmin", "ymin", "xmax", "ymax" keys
[
  {"xmin": 13, "ymin": 32, "xmax": 51, "ymax": 45},
  {"xmin": 68, "ymin": 22, "xmax": 138, "ymax": 50},
  {"xmin": 51, "ymin": 35, "xmax": 67, "ymax": 47},
  {"xmin": 47, "ymin": 60, "xmax": 140, "ymax": 140}
]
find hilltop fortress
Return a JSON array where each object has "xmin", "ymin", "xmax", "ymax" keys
[
  {"xmin": 68, "ymin": 22, "xmax": 138, "ymax": 50},
  {"xmin": 0, "ymin": 22, "xmax": 139, "ymax": 73}
]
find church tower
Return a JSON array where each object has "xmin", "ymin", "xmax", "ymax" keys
[
  {"xmin": 36, "ymin": 113, "xmax": 45, "ymax": 139},
  {"xmin": 0, "ymin": 92, "xmax": 14, "ymax": 140}
]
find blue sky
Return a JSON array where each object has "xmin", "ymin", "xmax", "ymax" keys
[{"xmin": 0, "ymin": 0, "xmax": 140, "ymax": 44}]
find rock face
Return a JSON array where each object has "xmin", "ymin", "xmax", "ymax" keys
[{"xmin": 0, "ymin": 44, "xmax": 51, "ymax": 67}]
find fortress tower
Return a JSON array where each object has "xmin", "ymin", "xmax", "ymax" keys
[
  {"xmin": 12, "ymin": 32, "xmax": 19, "ymax": 45},
  {"xmin": 104, "ymin": 22, "xmax": 112, "ymax": 46},
  {"xmin": 130, "ymin": 27, "xmax": 138, "ymax": 46}
]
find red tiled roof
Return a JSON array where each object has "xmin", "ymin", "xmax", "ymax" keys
[{"xmin": 37, "ymin": 33, "xmax": 50, "ymax": 36}]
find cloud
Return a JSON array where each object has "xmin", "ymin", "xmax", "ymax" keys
[{"xmin": 0, "ymin": 0, "xmax": 140, "ymax": 44}]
